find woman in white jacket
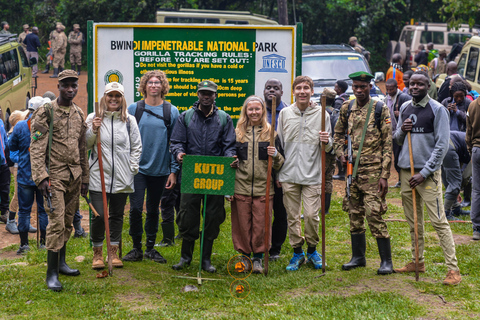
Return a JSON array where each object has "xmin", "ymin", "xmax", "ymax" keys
[{"xmin": 86, "ymin": 82, "xmax": 142, "ymax": 269}]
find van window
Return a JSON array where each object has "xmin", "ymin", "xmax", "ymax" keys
[
  {"xmin": 225, "ymin": 20, "xmax": 249, "ymax": 25},
  {"xmin": 165, "ymin": 16, "xmax": 220, "ymax": 23},
  {"xmin": 448, "ymin": 33, "xmax": 472, "ymax": 46},
  {"xmin": 400, "ymin": 30, "xmax": 413, "ymax": 48},
  {"xmin": 0, "ymin": 49, "xmax": 20, "ymax": 82},
  {"xmin": 18, "ymin": 47, "xmax": 29, "ymax": 67},
  {"xmin": 465, "ymin": 47, "xmax": 479, "ymax": 82},
  {"xmin": 420, "ymin": 31, "xmax": 444, "ymax": 45},
  {"xmin": 458, "ymin": 53, "xmax": 467, "ymax": 76}
]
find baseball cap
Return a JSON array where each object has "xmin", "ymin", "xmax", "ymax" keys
[
  {"xmin": 28, "ymin": 96, "xmax": 49, "ymax": 111},
  {"xmin": 197, "ymin": 80, "xmax": 217, "ymax": 93},
  {"xmin": 58, "ymin": 69, "xmax": 78, "ymax": 81},
  {"xmin": 104, "ymin": 82, "xmax": 124, "ymax": 96}
]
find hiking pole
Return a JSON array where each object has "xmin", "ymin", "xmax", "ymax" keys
[
  {"xmin": 320, "ymin": 95, "xmax": 327, "ymax": 273},
  {"xmin": 36, "ymin": 208, "xmax": 39, "ymax": 249},
  {"xmin": 407, "ymin": 132, "xmax": 419, "ymax": 281},
  {"xmin": 95, "ymin": 102, "xmax": 113, "ymax": 276},
  {"xmin": 264, "ymin": 96, "xmax": 277, "ymax": 276}
]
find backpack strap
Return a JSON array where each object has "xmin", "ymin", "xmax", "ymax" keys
[
  {"xmin": 184, "ymin": 108, "xmax": 195, "ymax": 127},
  {"xmin": 135, "ymin": 99, "xmax": 172, "ymax": 141},
  {"xmin": 184, "ymin": 107, "xmax": 227, "ymax": 128},
  {"xmin": 373, "ymin": 101, "xmax": 384, "ymax": 129},
  {"xmin": 134, "ymin": 100, "xmax": 145, "ymax": 125}
]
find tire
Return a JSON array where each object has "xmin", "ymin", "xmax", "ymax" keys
[
  {"xmin": 386, "ymin": 41, "xmax": 397, "ymax": 62},
  {"xmin": 395, "ymin": 41, "xmax": 407, "ymax": 62}
]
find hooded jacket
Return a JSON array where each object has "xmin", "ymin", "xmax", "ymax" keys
[{"xmin": 86, "ymin": 111, "xmax": 142, "ymax": 194}]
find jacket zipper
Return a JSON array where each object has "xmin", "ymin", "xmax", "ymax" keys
[
  {"xmin": 110, "ymin": 115, "xmax": 115, "ymax": 194},
  {"xmin": 251, "ymin": 126, "xmax": 255, "ymax": 197}
]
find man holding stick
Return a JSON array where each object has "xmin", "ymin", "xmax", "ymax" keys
[
  {"xmin": 277, "ymin": 76, "xmax": 332, "ymax": 271},
  {"xmin": 30, "ymin": 70, "xmax": 89, "ymax": 291},
  {"xmin": 334, "ymin": 71, "xmax": 393, "ymax": 275},
  {"xmin": 394, "ymin": 70, "xmax": 461, "ymax": 285}
]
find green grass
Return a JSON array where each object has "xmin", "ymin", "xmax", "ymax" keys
[{"xmin": 1, "ymin": 195, "xmax": 479, "ymax": 319}]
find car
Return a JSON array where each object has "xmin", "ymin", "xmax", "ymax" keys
[
  {"xmin": 302, "ymin": 44, "xmax": 384, "ymax": 103},
  {"xmin": 0, "ymin": 34, "xmax": 33, "ymax": 131}
]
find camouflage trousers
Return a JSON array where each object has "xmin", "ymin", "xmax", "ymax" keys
[
  {"xmin": 70, "ymin": 50, "xmax": 82, "ymax": 65},
  {"xmin": 52, "ymin": 49, "xmax": 66, "ymax": 68},
  {"xmin": 343, "ymin": 168, "xmax": 389, "ymax": 238},
  {"xmin": 325, "ymin": 152, "xmax": 336, "ymax": 194},
  {"xmin": 45, "ymin": 175, "xmax": 81, "ymax": 251}
]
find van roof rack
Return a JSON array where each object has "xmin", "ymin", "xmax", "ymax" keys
[{"xmin": 0, "ymin": 34, "xmax": 18, "ymax": 46}]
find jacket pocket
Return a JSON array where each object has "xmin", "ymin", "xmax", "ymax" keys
[
  {"xmin": 236, "ymin": 142, "xmax": 248, "ymax": 161},
  {"xmin": 258, "ymin": 141, "xmax": 269, "ymax": 160}
]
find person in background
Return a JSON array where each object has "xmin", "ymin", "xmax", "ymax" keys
[
  {"xmin": 24, "ymin": 27, "xmax": 41, "ymax": 78},
  {"xmin": 441, "ymin": 81, "xmax": 471, "ymax": 132},
  {"xmin": 386, "ymin": 54, "xmax": 405, "ymax": 91},
  {"xmin": 402, "ymin": 70, "xmax": 414, "ymax": 95},
  {"xmin": 414, "ymin": 44, "xmax": 428, "ymax": 66},
  {"xmin": 17, "ymin": 24, "xmax": 29, "ymax": 52},
  {"xmin": 429, "ymin": 49, "xmax": 447, "ymax": 80},
  {"xmin": 0, "ymin": 21, "xmax": 10, "ymax": 34}
]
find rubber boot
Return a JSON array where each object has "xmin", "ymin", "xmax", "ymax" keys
[
  {"xmin": 46, "ymin": 250, "xmax": 62, "ymax": 291},
  {"xmin": 50, "ymin": 68, "xmax": 59, "ymax": 78},
  {"xmin": 77, "ymin": 65, "xmax": 81, "ymax": 76},
  {"xmin": 172, "ymin": 240, "xmax": 194, "ymax": 270},
  {"xmin": 462, "ymin": 181, "xmax": 472, "ymax": 207},
  {"xmin": 342, "ymin": 233, "xmax": 366, "ymax": 270},
  {"xmin": 201, "ymin": 239, "xmax": 216, "ymax": 273},
  {"xmin": 41, "ymin": 64, "xmax": 50, "ymax": 74},
  {"xmin": 159, "ymin": 222, "xmax": 175, "ymax": 247},
  {"xmin": 59, "ymin": 244, "xmax": 80, "ymax": 276},
  {"xmin": 376, "ymin": 237, "xmax": 393, "ymax": 275},
  {"xmin": 333, "ymin": 160, "xmax": 345, "ymax": 180},
  {"xmin": 59, "ymin": 66, "xmax": 64, "ymax": 73},
  {"xmin": 325, "ymin": 193, "xmax": 332, "ymax": 214}
]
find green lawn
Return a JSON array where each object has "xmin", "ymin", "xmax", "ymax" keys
[{"xmin": 1, "ymin": 194, "xmax": 479, "ymax": 319}]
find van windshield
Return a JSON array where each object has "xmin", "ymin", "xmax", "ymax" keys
[{"xmin": 302, "ymin": 55, "xmax": 369, "ymax": 81}]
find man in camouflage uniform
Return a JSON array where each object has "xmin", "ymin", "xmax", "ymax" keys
[
  {"xmin": 334, "ymin": 71, "xmax": 393, "ymax": 275},
  {"xmin": 17, "ymin": 24, "xmax": 29, "ymax": 52},
  {"xmin": 30, "ymin": 70, "xmax": 89, "ymax": 291},
  {"xmin": 49, "ymin": 23, "xmax": 68, "ymax": 78},
  {"xmin": 68, "ymin": 24, "xmax": 83, "ymax": 76}
]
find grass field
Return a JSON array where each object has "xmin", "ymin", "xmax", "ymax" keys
[{"xmin": 1, "ymin": 190, "xmax": 479, "ymax": 319}]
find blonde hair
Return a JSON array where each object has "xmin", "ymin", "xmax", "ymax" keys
[
  {"xmin": 235, "ymin": 95, "xmax": 271, "ymax": 143},
  {"xmin": 8, "ymin": 110, "xmax": 29, "ymax": 133},
  {"xmin": 97, "ymin": 91, "xmax": 128, "ymax": 122}
]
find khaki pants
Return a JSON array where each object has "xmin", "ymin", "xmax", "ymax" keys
[
  {"xmin": 282, "ymin": 183, "xmax": 321, "ymax": 248},
  {"xmin": 52, "ymin": 49, "xmax": 66, "ymax": 69},
  {"xmin": 70, "ymin": 50, "xmax": 82, "ymax": 66},
  {"xmin": 400, "ymin": 169, "xmax": 459, "ymax": 271}
]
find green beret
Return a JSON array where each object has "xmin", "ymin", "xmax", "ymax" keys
[{"xmin": 349, "ymin": 71, "xmax": 374, "ymax": 82}]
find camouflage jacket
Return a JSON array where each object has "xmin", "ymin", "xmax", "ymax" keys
[
  {"xmin": 30, "ymin": 99, "xmax": 89, "ymax": 186},
  {"xmin": 68, "ymin": 31, "xmax": 83, "ymax": 52},
  {"xmin": 333, "ymin": 97, "xmax": 392, "ymax": 179},
  {"xmin": 51, "ymin": 30, "xmax": 67, "ymax": 52}
]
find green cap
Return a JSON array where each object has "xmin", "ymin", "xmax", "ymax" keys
[
  {"xmin": 348, "ymin": 71, "xmax": 374, "ymax": 82},
  {"xmin": 197, "ymin": 80, "xmax": 217, "ymax": 93}
]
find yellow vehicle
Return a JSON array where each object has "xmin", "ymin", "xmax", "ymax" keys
[
  {"xmin": 156, "ymin": 8, "xmax": 278, "ymax": 25},
  {"xmin": 436, "ymin": 36, "xmax": 480, "ymax": 93},
  {"xmin": 0, "ymin": 34, "xmax": 33, "ymax": 130}
]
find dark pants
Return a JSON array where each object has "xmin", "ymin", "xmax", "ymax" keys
[
  {"xmin": 0, "ymin": 164, "xmax": 10, "ymax": 214},
  {"xmin": 160, "ymin": 174, "xmax": 181, "ymax": 225},
  {"xmin": 90, "ymin": 191, "xmax": 128, "ymax": 245},
  {"xmin": 176, "ymin": 193, "xmax": 226, "ymax": 242},
  {"xmin": 471, "ymin": 147, "xmax": 480, "ymax": 231},
  {"xmin": 129, "ymin": 173, "xmax": 167, "ymax": 250},
  {"xmin": 17, "ymin": 183, "xmax": 48, "ymax": 233},
  {"xmin": 392, "ymin": 139, "xmax": 402, "ymax": 174},
  {"xmin": 441, "ymin": 146, "xmax": 462, "ymax": 210},
  {"xmin": 269, "ymin": 182, "xmax": 287, "ymax": 256}
]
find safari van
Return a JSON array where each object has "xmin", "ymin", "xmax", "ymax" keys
[
  {"xmin": 0, "ymin": 34, "xmax": 33, "ymax": 130},
  {"xmin": 156, "ymin": 8, "xmax": 278, "ymax": 25}
]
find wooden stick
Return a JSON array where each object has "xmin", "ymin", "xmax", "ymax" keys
[
  {"xmin": 320, "ymin": 95, "xmax": 327, "ymax": 273},
  {"xmin": 264, "ymin": 96, "xmax": 277, "ymax": 276},
  {"xmin": 407, "ymin": 132, "xmax": 419, "ymax": 282},
  {"xmin": 95, "ymin": 102, "xmax": 113, "ymax": 276},
  {"xmin": 385, "ymin": 218, "xmax": 472, "ymax": 224}
]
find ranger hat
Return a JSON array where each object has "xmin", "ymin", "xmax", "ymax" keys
[
  {"xmin": 73, "ymin": 24, "xmax": 80, "ymax": 29},
  {"xmin": 349, "ymin": 71, "xmax": 374, "ymax": 82},
  {"xmin": 197, "ymin": 80, "xmax": 217, "ymax": 93},
  {"xmin": 58, "ymin": 69, "xmax": 79, "ymax": 81},
  {"xmin": 104, "ymin": 82, "xmax": 124, "ymax": 96},
  {"xmin": 322, "ymin": 88, "xmax": 336, "ymax": 99},
  {"xmin": 23, "ymin": 24, "xmax": 29, "ymax": 29},
  {"xmin": 439, "ymin": 49, "xmax": 447, "ymax": 55}
]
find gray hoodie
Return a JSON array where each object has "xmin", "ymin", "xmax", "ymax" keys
[{"xmin": 394, "ymin": 94, "xmax": 450, "ymax": 178}]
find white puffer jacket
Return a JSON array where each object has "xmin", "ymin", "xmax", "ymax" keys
[{"xmin": 86, "ymin": 111, "xmax": 142, "ymax": 193}]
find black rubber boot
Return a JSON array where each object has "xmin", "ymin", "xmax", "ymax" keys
[
  {"xmin": 77, "ymin": 65, "xmax": 81, "ymax": 75},
  {"xmin": 325, "ymin": 193, "xmax": 332, "ymax": 214},
  {"xmin": 342, "ymin": 233, "xmax": 366, "ymax": 270},
  {"xmin": 41, "ymin": 64, "xmax": 50, "ymax": 74},
  {"xmin": 50, "ymin": 68, "xmax": 59, "ymax": 78},
  {"xmin": 159, "ymin": 222, "xmax": 175, "ymax": 247},
  {"xmin": 333, "ymin": 160, "xmax": 345, "ymax": 180},
  {"xmin": 59, "ymin": 66, "xmax": 64, "ymax": 73},
  {"xmin": 462, "ymin": 181, "xmax": 472, "ymax": 207},
  {"xmin": 201, "ymin": 239, "xmax": 216, "ymax": 273},
  {"xmin": 376, "ymin": 237, "xmax": 393, "ymax": 275},
  {"xmin": 59, "ymin": 244, "xmax": 80, "ymax": 276},
  {"xmin": 46, "ymin": 250, "xmax": 62, "ymax": 291},
  {"xmin": 172, "ymin": 239, "xmax": 194, "ymax": 270}
]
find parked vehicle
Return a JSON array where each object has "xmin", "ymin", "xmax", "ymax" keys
[
  {"xmin": 302, "ymin": 44, "xmax": 384, "ymax": 103},
  {"xmin": 156, "ymin": 8, "xmax": 278, "ymax": 25},
  {"xmin": 387, "ymin": 22, "xmax": 479, "ymax": 70},
  {"xmin": 0, "ymin": 34, "xmax": 33, "ymax": 130}
]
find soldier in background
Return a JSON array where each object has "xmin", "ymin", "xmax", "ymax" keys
[
  {"xmin": 49, "ymin": 23, "xmax": 68, "ymax": 78},
  {"xmin": 17, "ymin": 24, "xmax": 29, "ymax": 52},
  {"xmin": 334, "ymin": 71, "xmax": 393, "ymax": 275},
  {"xmin": 68, "ymin": 24, "xmax": 83, "ymax": 76},
  {"xmin": 30, "ymin": 70, "xmax": 89, "ymax": 291},
  {"xmin": 348, "ymin": 36, "xmax": 370, "ymax": 61},
  {"xmin": 0, "ymin": 21, "xmax": 10, "ymax": 34}
]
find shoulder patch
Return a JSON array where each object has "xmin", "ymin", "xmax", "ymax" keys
[{"xmin": 385, "ymin": 117, "xmax": 391, "ymax": 124}]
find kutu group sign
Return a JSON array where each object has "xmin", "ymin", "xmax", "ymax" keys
[{"xmin": 87, "ymin": 22, "xmax": 300, "ymax": 118}]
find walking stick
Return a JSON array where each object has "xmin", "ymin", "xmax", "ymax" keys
[
  {"xmin": 407, "ymin": 132, "xmax": 419, "ymax": 281},
  {"xmin": 36, "ymin": 209, "xmax": 39, "ymax": 249},
  {"xmin": 320, "ymin": 95, "xmax": 327, "ymax": 273},
  {"xmin": 95, "ymin": 102, "xmax": 113, "ymax": 276},
  {"xmin": 264, "ymin": 96, "xmax": 277, "ymax": 275}
]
